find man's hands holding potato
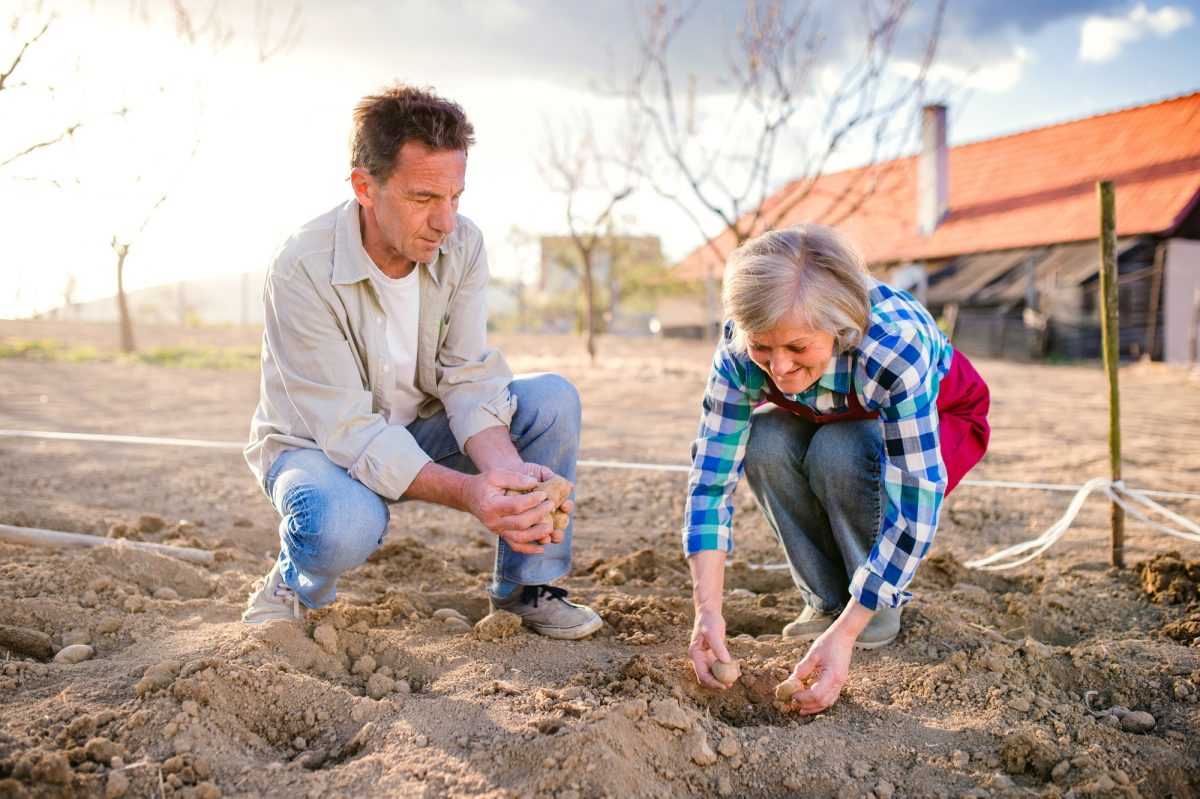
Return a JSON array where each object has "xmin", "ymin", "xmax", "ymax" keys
[{"xmin": 461, "ymin": 465, "xmax": 573, "ymax": 554}]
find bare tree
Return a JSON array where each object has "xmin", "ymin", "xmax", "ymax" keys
[
  {"xmin": 624, "ymin": 0, "xmax": 944, "ymax": 332},
  {"xmin": 96, "ymin": 0, "xmax": 300, "ymax": 352},
  {"xmin": 0, "ymin": 4, "xmax": 127, "ymax": 175},
  {"xmin": 541, "ymin": 116, "xmax": 637, "ymax": 363}
]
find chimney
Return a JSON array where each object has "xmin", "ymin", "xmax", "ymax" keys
[{"xmin": 918, "ymin": 104, "xmax": 949, "ymax": 237}]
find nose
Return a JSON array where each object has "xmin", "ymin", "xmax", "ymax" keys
[
  {"xmin": 429, "ymin": 200, "xmax": 456, "ymax": 236},
  {"xmin": 768, "ymin": 351, "xmax": 792, "ymax": 376}
]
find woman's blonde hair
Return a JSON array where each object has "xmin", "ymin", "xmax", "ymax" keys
[{"xmin": 721, "ymin": 224, "xmax": 871, "ymax": 353}]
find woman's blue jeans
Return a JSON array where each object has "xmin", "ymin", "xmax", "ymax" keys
[
  {"xmin": 264, "ymin": 373, "xmax": 580, "ymax": 608},
  {"xmin": 742, "ymin": 405, "xmax": 886, "ymax": 615}
]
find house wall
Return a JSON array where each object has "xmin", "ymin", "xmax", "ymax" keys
[{"xmin": 1163, "ymin": 238, "xmax": 1200, "ymax": 362}]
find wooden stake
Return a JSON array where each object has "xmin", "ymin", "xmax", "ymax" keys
[
  {"xmin": 0, "ymin": 524, "xmax": 215, "ymax": 564},
  {"xmin": 1097, "ymin": 181, "xmax": 1124, "ymax": 568}
]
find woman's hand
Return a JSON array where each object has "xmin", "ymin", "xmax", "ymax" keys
[
  {"xmin": 689, "ymin": 607, "xmax": 733, "ymax": 690},
  {"xmin": 687, "ymin": 550, "xmax": 732, "ymax": 689},
  {"xmin": 782, "ymin": 627, "xmax": 855, "ymax": 714},
  {"xmin": 782, "ymin": 599, "xmax": 874, "ymax": 714}
]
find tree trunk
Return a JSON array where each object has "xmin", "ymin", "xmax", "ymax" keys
[
  {"xmin": 582, "ymin": 252, "xmax": 597, "ymax": 364},
  {"xmin": 113, "ymin": 239, "xmax": 135, "ymax": 353}
]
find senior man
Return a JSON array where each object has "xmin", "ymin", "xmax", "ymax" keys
[{"xmin": 242, "ymin": 84, "xmax": 601, "ymax": 640}]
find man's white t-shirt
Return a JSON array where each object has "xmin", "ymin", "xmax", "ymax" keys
[{"xmin": 367, "ymin": 262, "xmax": 425, "ymax": 427}]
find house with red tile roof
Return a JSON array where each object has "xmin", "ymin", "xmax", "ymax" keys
[{"xmin": 669, "ymin": 92, "xmax": 1200, "ymax": 362}]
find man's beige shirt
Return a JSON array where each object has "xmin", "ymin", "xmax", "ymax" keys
[{"xmin": 245, "ymin": 198, "xmax": 516, "ymax": 499}]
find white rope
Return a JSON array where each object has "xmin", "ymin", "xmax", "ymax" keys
[
  {"xmin": 964, "ymin": 477, "xmax": 1110, "ymax": 570},
  {"xmin": 964, "ymin": 477, "xmax": 1200, "ymax": 571},
  {"xmin": 3, "ymin": 428, "xmax": 1198, "ymax": 572},
  {"xmin": 2, "ymin": 428, "xmax": 1198, "ymax": 501},
  {"xmin": 0, "ymin": 429, "xmax": 243, "ymax": 450}
]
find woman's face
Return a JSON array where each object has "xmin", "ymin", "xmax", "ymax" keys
[{"xmin": 745, "ymin": 319, "xmax": 835, "ymax": 395}]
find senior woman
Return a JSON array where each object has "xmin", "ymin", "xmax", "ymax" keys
[{"xmin": 684, "ymin": 223, "xmax": 989, "ymax": 715}]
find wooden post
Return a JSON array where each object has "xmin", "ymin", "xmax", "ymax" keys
[{"xmin": 1097, "ymin": 181, "xmax": 1124, "ymax": 568}]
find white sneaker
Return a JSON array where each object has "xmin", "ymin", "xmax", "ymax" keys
[
  {"xmin": 489, "ymin": 585, "xmax": 603, "ymax": 640},
  {"xmin": 242, "ymin": 563, "xmax": 305, "ymax": 624},
  {"xmin": 781, "ymin": 605, "xmax": 835, "ymax": 640}
]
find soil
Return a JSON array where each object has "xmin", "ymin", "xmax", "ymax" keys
[{"xmin": 1, "ymin": 320, "xmax": 1199, "ymax": 799}]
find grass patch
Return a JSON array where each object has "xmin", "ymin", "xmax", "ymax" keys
[
  {"xmin": 134, "ymin": 345, "xmax": 260, "ymax": 370},
  {"xmin": 0, "ymin": 337, "xmax": 259, "ymax": 371},
  {"xmin": 0, "ymin": 338, "xmax": 101, "ymax": 362}
]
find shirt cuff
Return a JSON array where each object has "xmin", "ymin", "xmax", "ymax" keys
[
  {"xmin": 448, "ymin": 390, "xmax": 518, "ymax": 453},
  {"xmin": 348, "ymin": 430, "xmax": 434, "ymax": 500},
  {"xmin": 849, "ymin": 564, "xmax": 912, "ymax": 611},
  {"xmin": 682, "ymin": 525, "xmax": 733, "ymax": 556}
]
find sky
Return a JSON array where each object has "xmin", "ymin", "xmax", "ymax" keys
[{"xmin": 0, "ymin": 0, "xmax": 1198, "ymax": 318}]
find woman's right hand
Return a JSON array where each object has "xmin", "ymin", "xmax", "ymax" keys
[{"xmin": 689, "ymin": 607, "xmax": 733, "ymax": 690}]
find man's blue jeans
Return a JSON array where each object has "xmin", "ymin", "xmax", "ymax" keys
[
  {"xmin": 742, "ymin": 406, "xmax": 885, "ymax": 615},
  {"xmin": 264, "ymin": 373, "xmax": 580, "ymax": 609}
]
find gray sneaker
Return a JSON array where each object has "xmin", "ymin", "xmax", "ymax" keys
[
  {"xmin": 854, "ymin": 606, "xmax": 901, "ymax": 650},
  {"xmin": 242, "ymin": 563, "xmax": 305, "ymax": 625},
  {"xmin": 781, "ymin": 605, "xmax": 835, "ymax": 640},
  {"xmin": 489, "ymin": 585, "xmax": 602, "ymax": 640}
]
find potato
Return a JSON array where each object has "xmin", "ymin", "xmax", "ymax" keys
[
  {"xmin": 540, "ymin": 476, "xmax": 573, "ymax": 508},
  {"xmin": 775, "ymin": 672, "xmax": 819, "ymax": 703},
  {"xmin": 710, "ymin": 659, "xmax": 741, "ymax": 686},
  {"xmin": 506, "ymin": 479, "xmax": 573, "ymax": 537},
  {"xmin": 775, "ymin": 678, "xmax": 804, "ymax": 703}
]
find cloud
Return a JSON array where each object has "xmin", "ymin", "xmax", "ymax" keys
[
  {"xmin": 950, "ymin": 0, "xmax": 1126, "ymax": 34},
  {"xmin": 894, "ymin": 45, "xmax": 1036, "ymax": 94},
  {"xmin": 1079, "ymin": 3, "xmax": 1195, "ymax": 63}
]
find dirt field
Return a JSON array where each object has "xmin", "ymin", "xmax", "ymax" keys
[{"xmin": 1, "ymin": 320, "xmax": 1199, "ymax": 799}]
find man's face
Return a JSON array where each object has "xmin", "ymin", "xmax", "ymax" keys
[{"xmin": 353, "ymin": 141, "xmax": 467, "ymax": 277}]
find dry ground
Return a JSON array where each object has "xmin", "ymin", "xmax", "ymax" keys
[{"xmin": 1, "ymin": 320, "xmax": 1199, "ymax": 799}]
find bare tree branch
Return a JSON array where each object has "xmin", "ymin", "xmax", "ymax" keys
[
  {"xmin": 255, "ymin": 0, "xmax": 303, "ymax": 63},
  {"xmin": 0, "ymin": 12, "xmax": 52, "ymax": 92},
  {"xmin": 541, "ymin": 115, "xmax": 637, "ymax": 362},
  {"xmin": 622, "ymin": 0, "xmax": 944, "ymax": 335}
]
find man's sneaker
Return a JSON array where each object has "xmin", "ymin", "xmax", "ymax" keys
[
  {"xmin": 854, "ymin": 606, "xmax": 901, "ymax": 650},
  {"xmin": 489, "ymin": 585, "xmax": 602, "ymax": 640},
  {"xmin": 781, "ymin": 605, "xmax": 835, "ymax": 640},
  {"xmin": 242, "ymin": 563, "xmax": 305, "ymax": 625}
]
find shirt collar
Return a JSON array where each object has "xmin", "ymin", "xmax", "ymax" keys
[
  {"xmin": 817, "ymin": 349, "xmax": 854, "ymax": 394},
  {"xmin": 332, "ymin": 198, "xmax": 445, "ymax": 287}
]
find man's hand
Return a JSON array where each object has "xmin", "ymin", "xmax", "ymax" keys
[
  {"xmin": 461, "ymin": 469, "xmax": 557, "ymax": 554},
  {"xmin": 512, "ymin": 463, "xmax": 573, "ymax": 545},
  {"xmin": 689, "ymin": 607, "xmax": 733, "ymax": 690}
]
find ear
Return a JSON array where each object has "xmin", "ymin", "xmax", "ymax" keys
[{"xmin": 350, "ymin": 167, "xmax": 375, "ymax": 208}]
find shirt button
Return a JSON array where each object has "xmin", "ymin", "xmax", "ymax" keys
[
  {"xmin": 376, "ymin": 316, "xmax": 383, "ymax": 324},
  {"xmin": 382, "ymin": 364, "xmax": 391, "ymax": 372}
]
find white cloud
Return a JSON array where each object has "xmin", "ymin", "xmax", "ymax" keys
[
  {"xmin": 894, "ymin": 46, "xmax": 1036, "ymax": 94},
  {"xmin": 1079, "ymin": 4, "xmax": 1195, "ymax": 63}
]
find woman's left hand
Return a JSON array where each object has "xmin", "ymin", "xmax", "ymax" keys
[
  {"xmin": 783, "ymin": 600, "xmax": 879, "ymax": 715},
  {"xmin": 783, "ymin": 627, "xmax": 856, "ymax": 714}
]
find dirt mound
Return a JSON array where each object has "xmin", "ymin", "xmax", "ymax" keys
[{"xmin": 1140, "ymin": 552, "xmax": 1200, "ymax": 605}]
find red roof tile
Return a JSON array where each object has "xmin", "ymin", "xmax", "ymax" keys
[{"xmin": 674, "ymin": 92, "xmax": 1200, "ymax": 279}]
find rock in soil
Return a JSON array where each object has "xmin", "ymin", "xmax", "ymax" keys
[
  {"xmin": 474, "ymin": 610, "xmax": 523, "ymax": 641},
  {"xmin": 0, "ymin": 624, "xmax": 54, "ymax": 659}
]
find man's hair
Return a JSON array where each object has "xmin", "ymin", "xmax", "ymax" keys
[
  {"xmin": 350, "ymin": 84, "xmax": 476, "ymax": 183},
  {"xmin": 722, "ymin": 224, "xmax": 872, "ymax": 354}
]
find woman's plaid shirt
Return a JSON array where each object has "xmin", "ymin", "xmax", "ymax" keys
[{"xmin": 683, "ymin": 280, "xmax": 954, "ymax": 610}]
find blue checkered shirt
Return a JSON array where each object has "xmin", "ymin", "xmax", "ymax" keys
[{"xmin": 683, "ymin": 279, "xmax": 953, "ymax": 610}]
